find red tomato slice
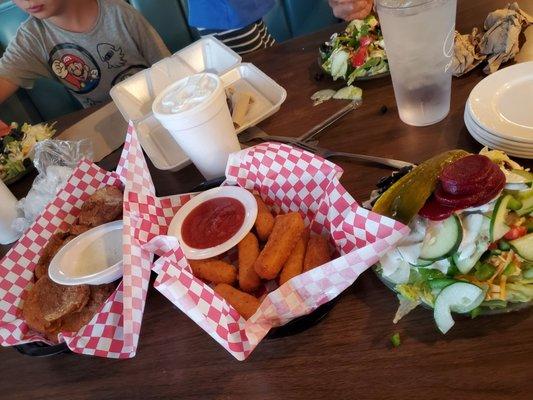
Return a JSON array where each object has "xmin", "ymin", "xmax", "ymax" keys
[
  {"xmin": 351, "ymin": 45, "xmax": 368, "ymax": 68},
  {"xmin": 503, "ymin": 226, "xmax": 528, "ymax": 241},
  {"xmin": 0, "ymin": 120, "xmax": 11, "ymax": 137}
]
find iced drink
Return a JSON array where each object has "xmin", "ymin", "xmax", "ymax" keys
[
  {"xmin": 152, "ymin": 73, "xmax": 240, "ymax": 179},
  {"xmin": 376, "ymin": 0, "xmax": 457, "ymax": 126},
  {"xmin": 0, "ymin": 180, "xmax": 19, "ymax": 244}
]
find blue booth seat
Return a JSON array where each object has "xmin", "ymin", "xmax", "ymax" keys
[
  {"xmin": 129, "ymin": 0, "xmax": 195, "ymax": 53},
  {"xmin": 282, "ymin": 0, "xmax": 338, "ymax": 38}
]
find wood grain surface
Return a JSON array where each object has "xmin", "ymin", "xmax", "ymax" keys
[{"xmin": 1, "ymin": 1, "xmax": 532, "ymax": 399}]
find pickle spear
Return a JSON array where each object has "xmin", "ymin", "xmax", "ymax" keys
[{"xmin": 372, "ymin": 150, "xmax": 469, "ymax": 224}]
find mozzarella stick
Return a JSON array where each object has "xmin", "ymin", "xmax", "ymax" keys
[
  {"xmin": 303, "ymin": 235, "xmax": 331, "ymax": 272},
  {"xmin": 238, "ymin": 232, "xmax": 261, "ymax": 292},
  {"xmin": 215, "ymin": 283, "xmax": 260, "ymax": 320},
  {"xmin": 253, "ymin": 212, "xmax": 305, "ymax": 280},
  {"xmin": 188, "ymin": 259, "xmax": 237, "ymax": 285},
  {"xmin": 279, "ymin": 228, "xmax": 310, "ymax": 285},
  {"xmin": 254, "ymin": 195, "xmax": 275, "ymax": 241}
]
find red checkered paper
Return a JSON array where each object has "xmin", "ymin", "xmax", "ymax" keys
[
  {"xmin": 123, "ymin": 127, "xmax": 409, "ymax": 359},
  {"xmin": 0, "ymin": 123, "xmax": 153, "ymax": 358}
]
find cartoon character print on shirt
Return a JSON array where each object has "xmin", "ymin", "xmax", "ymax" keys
[
  {"xmin": 111, "ymin": 64, "xmax": 148, "ymax": 86},
  {"xmin": 48, "ymin": 43, "xmax": 101, "ymax": 94},
  {"xmin": 97, "ymin": 43, "xmax": 126, "ymax": 69}
]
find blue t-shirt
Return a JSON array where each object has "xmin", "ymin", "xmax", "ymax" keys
[{"xmin": 188, "ymin": 0, "xmax": 275, "ymax": 30}]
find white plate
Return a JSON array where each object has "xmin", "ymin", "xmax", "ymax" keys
[
  {"xmin": 465, "ymin": 115, "xmax": 533, "ymax": 159},
  {"xmin": 48, "ymin": 220, "xmax": 123, "ymax": 286},
  {"xmin": 167, "ymin": 186, "xmax": 257, "ymax": 260},
  {"xmin": 468, "ymin": 62, "xmax": 533, "ymax": 144},
  {"xmin": 465, "ymin": 107, "xmax": 533, "ymax": 151}
]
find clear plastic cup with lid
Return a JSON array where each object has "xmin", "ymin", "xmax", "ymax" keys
[{"xmin": 152, "ymin": 73, "xmax": 240, "ymax": 179}]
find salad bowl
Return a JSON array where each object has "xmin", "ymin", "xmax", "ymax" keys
[{"xmin": 368, "ymin": 149, "xmax": 533, "ymax": 333}]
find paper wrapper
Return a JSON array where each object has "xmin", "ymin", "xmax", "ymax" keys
[
  {"xmin": 480, "ymin": 2, "xmax": 533, "ymax": 73},
  {"xmin": 0, "ymin": 124, "xmax": 154, "ymax": 358},
  {"xmin": 452, "ymin": 28, "xmax": 486, "ymax": 77},
  {"xmin": 453, "ymin": 2, "xmax": 533, "ymax": 76},
  {"xmin": 118, "ymin": 125, "xmax": 409, "ymax": 360}
]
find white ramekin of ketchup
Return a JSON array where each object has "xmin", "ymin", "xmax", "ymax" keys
[{"xmin": 167, "ymin": 186, "xmax": 257, "ymax": 259}]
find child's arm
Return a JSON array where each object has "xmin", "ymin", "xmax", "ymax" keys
[
  {"xmin": 123, "ymin": 7, "xmax": 171, "ymax": 65},
  {"xmin": 0, "ymin": 77, "xmax": 19, "ymax": 105}
]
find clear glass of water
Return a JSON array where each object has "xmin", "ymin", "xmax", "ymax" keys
[{"xmin": 376, "ymin": 0, "xmax": 457, "ymax": 126}]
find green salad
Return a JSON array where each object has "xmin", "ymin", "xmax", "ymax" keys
[
  {"xmin": 0, "ymin": 121, "xmax": 55, "ymax": 183},
  {"xmin": 319, "ymin": 14, "xmax": 389, "ymax": 84},
  {"xmin": 371, "ymin": 149, "xmax": 533, "ymax": 334}
]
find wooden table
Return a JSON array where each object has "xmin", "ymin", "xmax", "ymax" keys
[{"xmin": 1, "ymin": 1, "xmax": 532, "ymax": 399}]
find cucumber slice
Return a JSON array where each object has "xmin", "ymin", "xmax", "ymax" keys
[
  {"xmin": 453, "ymin": 246, "xmax": 488, "ymax": 274},
  {"xmin": 413, "ymin": 258, "xmax": 434, "ymax": 267},
  {"xmin": 489, "ymin": 195, "xmax": 512, "ymax": 242},
  {"xmin": 433, "ymin": 282, "xmax": 485, "ymax": 334},
  {"xmin": 509, "ymin": 233, "xmax": 533, "ymax": 261},
  {"xmin": 419, "ymin": 215, "xmax": 462, "ymax": 261},
  {"xmin": 516, "ymin": 195, "xmax": 533, "ymax": 216}
]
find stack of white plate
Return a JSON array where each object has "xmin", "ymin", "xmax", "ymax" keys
[{"xmin": 465, "ymin": 62, "xmax": 533, "ymax": 159}]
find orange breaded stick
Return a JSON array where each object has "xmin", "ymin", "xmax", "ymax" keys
[
  {"xmin": 215, "ymin": 283, "xmax": 260, "ymax": 320},
  {"xmin": 254, "ymin": 195, "xmax": 275, "ymax": 241},
  {"xmin": 188, "ymin": 259, "xmax": 237, "ymax": 285},
  {"xmin": 253, "ymin": 212, "xmax": 305, "ymax": 280},
  {"xmin": 238, "ymin": 232, "xmax": 261, "ymax": 292},
  {"xmin": 303, "ymin": 235, "xmax": 331, "ymax": 272},
  {"xmin": 279, "ymin": 228, "xmax": 310, "ymax": 285}
]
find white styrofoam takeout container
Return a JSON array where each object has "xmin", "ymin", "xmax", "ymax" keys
[{"xmin": 110, "ymin": 37, "xmax": 286, "ymax": 172}]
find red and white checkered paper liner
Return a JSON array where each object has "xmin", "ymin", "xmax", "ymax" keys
[
  {"xmin": 121, "ymin": 127, "xmax": 409, "ymax": 360},
  {"xmin": 0, "ymin": 123, "xmax": 154, "ymax": 358}
]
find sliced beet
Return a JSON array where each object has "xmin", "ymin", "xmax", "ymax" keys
[
  {"xmin": 434, "ymin": 167, "xmax": 505, "ymax": 209},
  {"xmin": 439, "ymin": 155, "xmax": 495, "ymax": 195},
  {"xmin": 418, "ymin": 196, "xmax": 456, "ymax": 221}
]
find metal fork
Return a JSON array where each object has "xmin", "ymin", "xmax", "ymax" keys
[
  {"xmin": 239, "ymin": 101, "xmax": 359, "ymax": 145},
  {"xmin": 290, "ymin": 141, "xmax": 415, "ymax": 170}
]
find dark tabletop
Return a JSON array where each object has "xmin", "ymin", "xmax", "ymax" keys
[{"xmin": 1, "ymin": 1, "xmax": 532, "ymax": 399}]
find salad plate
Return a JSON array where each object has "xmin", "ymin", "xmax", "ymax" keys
[
  {"xmin": 319, "ymin": 15, "xmax": 390, "ymax": 84},
  {"xmin": 0, "ymin": 121, "xmax": 55, "ymax": 185},
  {"xmin": 369, "ymin": 149, "xmax": 533, "ymax": 333}
]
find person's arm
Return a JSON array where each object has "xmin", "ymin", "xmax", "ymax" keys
[
  {"xmin": 124, "ymin": 5, "xmax": 171, "ymax": 65},
  {"xmin": 0, "ymin": 77, "xmax": 19, "ymax": 105},
  {"xmin": 329, "ymin": 0, "xmax": 374, "ymax": 21}
]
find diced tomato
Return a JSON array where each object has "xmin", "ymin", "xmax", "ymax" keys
[
  {"xmin": 488, "ymin": 242, "xmax": 498, "ymax": 250},
  {"xmin": 351, "ymin": 45, "xmax": 368, "ymax": 67},
  {"xmin": 0, "ymin": 120, "xmax": 11, "ymax": 137},
  {"xmin": 503, "ymin": 226, "xmax": 528, "ymax": 241}
]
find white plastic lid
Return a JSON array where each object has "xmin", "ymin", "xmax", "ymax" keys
[{"xmin": 154, "ymin": 73, "xmax": 218, "ymax": 115}]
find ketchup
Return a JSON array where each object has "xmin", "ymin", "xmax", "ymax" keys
[{"xmin": 181, "ymin": 197, "xmax": 245, "ymax": 249}]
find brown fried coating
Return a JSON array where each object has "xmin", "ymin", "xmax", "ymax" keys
[
  {"xmin": 60, "ymin": 284, "xmax": 116, "ymax": 333},
  {"xmin": 253, "ymin": 212, "xmax": 305, "ymax": 280},
  {"xmin": 78, "ymin": 186, "xmax": 123, "ymax": 227},
  {"xmin": 215, "ymin": 283, "xmax": 260, "ymax": 320},
  {"xmin": 303, "ymin": 235, "xmax": 331, "ymax": 272},
  {"xmin": 35, "ymin": 233, "xmax": 74, "ymax": 280},
  {"xmin": 68, "ymin": 224, "xmax": 92, "ymax": 236},
  {"xmin": 188, "ymin": 259, "xmax": 237, "ymax": 285},
  {"xmin": 238, "ymin": 232, "xmax": 261, "ymax": 292},
  {"xmin": 254, "ymin": 195, "xmax": 275, "ymax": 241},
  {"xmin": 279, "ymin": 228, "xmax": 309, "ymax": 285},
  {"xmin": 23, "ymin": 281, "xmax": 61, "ymax": 336},
  {"xmin": 22, "ymin": 276, "xmax": 90, "ymax": 331}
]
